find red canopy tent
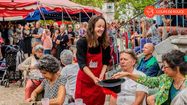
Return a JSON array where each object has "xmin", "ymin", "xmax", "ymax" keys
[
  {"xmin": 0, "ymin": 0, "xmax": 102, "ymax": 21},
  {"xmin": 0, "ymin": 0, "xmax": 37, "ymax": 21}
]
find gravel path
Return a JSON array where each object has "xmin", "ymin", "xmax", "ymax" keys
[{"xmin": 0, "ymin": 82, "xmax": 24, "ymax": 105}]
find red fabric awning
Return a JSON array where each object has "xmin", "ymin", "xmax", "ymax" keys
[{"xmin": 0, "ymin": 0, "xmax": 102, "ymax": 21}]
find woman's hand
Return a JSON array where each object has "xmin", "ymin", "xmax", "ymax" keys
[
  {"xmin": 56, "ymin": 40, "xmax": 60, "ymax": 44},
  {"xmin": 29, "ymin": 65, "xmax": 36, "ymax": 70},
  {"xmin": 99, "ymin": 73, "xmax": 105, "ymax": 80},
  {"xmin": 112, "ymin": 71, "xmax": 130, "ymax": 79},
  {"xmin": 26, "ymin": 97, "xmax": 35, "ymax": 102},
  {"xmin": 93, "ymin": 77, "xmax": 101, "ymax": 85}
]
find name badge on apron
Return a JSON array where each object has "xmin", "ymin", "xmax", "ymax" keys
[{"xmin": 89, "ymin": 60, "xmax": 98, "ymax": 68}]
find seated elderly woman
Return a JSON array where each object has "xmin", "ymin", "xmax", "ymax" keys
[
  {"xmin": 60, "ymin": 49, "xmax": 79, "ymax": 105},
  {"xmin": 113, "ymin": 50, "xmax": 187, "ymax": 105},
  {"xmin": 18, "ymin": 44, "xmax": 44, "ymax": 100},
  {"xmin": 27, "ymin": 55, "xmax": 66, "ymax": 105}
]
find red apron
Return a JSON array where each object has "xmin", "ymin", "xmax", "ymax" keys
[{"xmin": 75, "ymin": 48, "xmax": 106, "ymax": 105}]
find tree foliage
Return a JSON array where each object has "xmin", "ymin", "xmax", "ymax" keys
[
  {"xmin": 72, "ymin": 0, "xmax": 104, "ymax": 8},
  {"xmin": 116, "ymin": 0, "xmax": 156, "ymax": 19},
  {"xmin": 71, "ymin": 0, "xmax": 156, "ymax": 19}
]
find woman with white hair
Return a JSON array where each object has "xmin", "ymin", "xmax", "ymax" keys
[
  {"xmin": 18, "ymin": 44, "xmax": 44, "ymax": 100},
  {"xmin": 60, "ymin": 49, "xmax": 79, "ymax": 105}
]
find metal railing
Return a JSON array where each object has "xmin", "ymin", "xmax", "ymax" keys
[{"xmin": 118, "ymin": 0, "xmax": 187, "ymax": 53}]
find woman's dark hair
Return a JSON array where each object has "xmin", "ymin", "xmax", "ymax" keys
[
  {"xmin": 38, "ymin": 55, "xmax": 60, "ymax": 73},
  {"xmin": 86, "ymin": 15, "xmax": 109, "ymax": 49},
  {"xmin": 162, "ymin": 50, "xmax": 187, "ymax": 75}
]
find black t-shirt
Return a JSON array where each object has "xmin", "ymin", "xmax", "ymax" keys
[
  {"xmin": 76, "ymin": 37, "xmax": 111, "ymax": 69},
  {"xmin": 68, "ymin": 31, "xmax": 75, "ymax": 45},
  {"xmin": 32, "ymin": 28, "xmax": 38, "ymax": 34}
]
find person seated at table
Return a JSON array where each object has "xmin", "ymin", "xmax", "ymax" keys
[
  {"xmin": 27, "ymin": 55, "xmax": 66, "ymax": 105},
  {"xmin": 60, "ymin": 49, "xmax": 79, "ymax": 105},
  {"xmin": 18, "ymin": 44, "xmax": 44, "ymax": 100}
]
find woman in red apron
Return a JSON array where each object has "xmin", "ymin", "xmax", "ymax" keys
[{"xmin": 75, "ymin": 15, "xmax": 111, "ymax": 105}]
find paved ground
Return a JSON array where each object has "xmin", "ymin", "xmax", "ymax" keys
[
  {"xmin": 0, "ymin": 82, "xmax": 24, "ymax": 105},
  {"xmin": 0, "ymin": 82, "xmax": 110, "ymax": 105}
]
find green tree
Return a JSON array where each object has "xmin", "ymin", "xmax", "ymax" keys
[
  {"xmin": 115, "ymin": 0, "xmax": 156, "ymax": 19},
  {"xmin": 72, "ymin": 0, "xmax": 156, "ymax": 19},
  {"xmin": 72, "ymin": 0, "xmax": 104, "ymax": 8}
]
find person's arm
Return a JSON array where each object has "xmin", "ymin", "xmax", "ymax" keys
[
  {"xmin": 41, "ymin": 33, "xmax": 46, "ymax": 42},
  {"xmin": 49, "ymin": 85, "xmax": 66, "ymax": 105},
  {"xmin": 27, "ymin": 85, "xmax": 44, "ymax": 102},
  {"xmin": 112, "ymin": 71, "xmax": 139, "ymax": 81},
  {"xmin": 33, "ymin": 28, "xmax": 43, "ymax": 38},
  {"xmin": 133, "ymin": 91, "xmax": 147, "ymax": 105},
  {"xmin": 100, "ymin": 46, "xmax": 111, "ymax": 80},
  {"xmin": 112, "ymin": 71, "xmax": 161, "ymax": 88},
  {"xmin": 99, "ymin": 65, "xmax": 107, "ymax": 80},
  {"xmin": 17, "ymin": 57, "xmax": 32, "ymax": 71},
  {"xmin": 76, "ymin": 38, "xmax": 87, "ymax": 70},
  {"xmin": 56, "ymin": 35, "xmax": 61, "ymax": 45},
  {"xmin": 60, "ymin": 35, "xmax": 69, "ymax": 44},
  {"xmin": 36, "ymin": 28, "xmax": 43, "ymax": 38},
  {"xmin": 83, "ymin": 66, "xmax": 100, "ymax": 84}
]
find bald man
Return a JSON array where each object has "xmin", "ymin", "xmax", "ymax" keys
[{"xmin": 137, "ymin": 43, "xmax": 161, "ymax": 76}]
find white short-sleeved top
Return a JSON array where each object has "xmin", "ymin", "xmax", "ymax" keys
[{"xmin": 117, "ymin": 69, "xmax": 148, "ymax": 105}]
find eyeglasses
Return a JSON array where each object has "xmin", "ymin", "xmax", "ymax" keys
[{"xmin": 162, "ymin": 65, "xmax": 170, "ymax": 69}]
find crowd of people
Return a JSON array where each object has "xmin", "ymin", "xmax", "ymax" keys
[
  {"xmin": 0, "ymin": 15, "xmax": 186, "ymax": 105},
  {"xmin": 0, "ymin": 0, "xmax": 186, "ymax": 104}
]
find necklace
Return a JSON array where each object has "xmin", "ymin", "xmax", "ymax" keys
[{"xmin": 173, "ymin": 79, "xmax": 186, "ymax": 90}]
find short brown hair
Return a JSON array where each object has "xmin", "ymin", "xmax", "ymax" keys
[{"xmin": 120, "ymin": 49, "xmax": 138, "ymax": 63}]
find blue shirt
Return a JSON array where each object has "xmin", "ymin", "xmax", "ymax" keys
[
  {"xmin": 137, "ymin": 56, "xmax": 161, "ymax": 77},
  {"xmin": 170, "ymin": 83, "xmax": 180, "ymax": 101}
]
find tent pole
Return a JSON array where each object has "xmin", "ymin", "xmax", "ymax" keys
[
  {"xmin": 63, "ymin": 7, "xmax": 73, "ymax": 22},
  {"xmin": 37, "ymin": 1, "xmax": 47, "ymax": 28},
  {"xmin": 81, "ymin": 8, "xmax": 91, "ymax": 19},
  {"xmin": 79, "ymin": 12, "xmax": 81, "ymax": 22},
  {"xmin": 61, "ymin": 7, "xmax": 64, "ymax": 22}
]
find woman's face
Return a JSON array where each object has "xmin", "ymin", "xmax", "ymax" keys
[
  {"xmin": 60, "ymin": 27, "xmax": 65, "ymax": 33},
  {"xmin": 94, "ymin": 19, "xmax": 105, "ymax": 38},
  {"xmin": 68, "ymin": 26, "xmax": 73, "ymax": 32},
  {"xmin": 119, "ymin": 53, "xmax": 136, "ymax": 71},
  {"xmin": 55, "ymin": 30, "xmax": 59, "ymax": 34},
  {"xmin": 24, "ymin": 25, "xmax": 29, "ymax": 30},
  {"xmin": 40, "ymin": 70, "xmax": 53, "ymax": 80},
  {"xmin": 162, "ymin": 61, "xmax": 177, "ymax": 77},
  {"xmin": 35, "ymin": 50, "xmax": 43, "ymax": 58}
]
